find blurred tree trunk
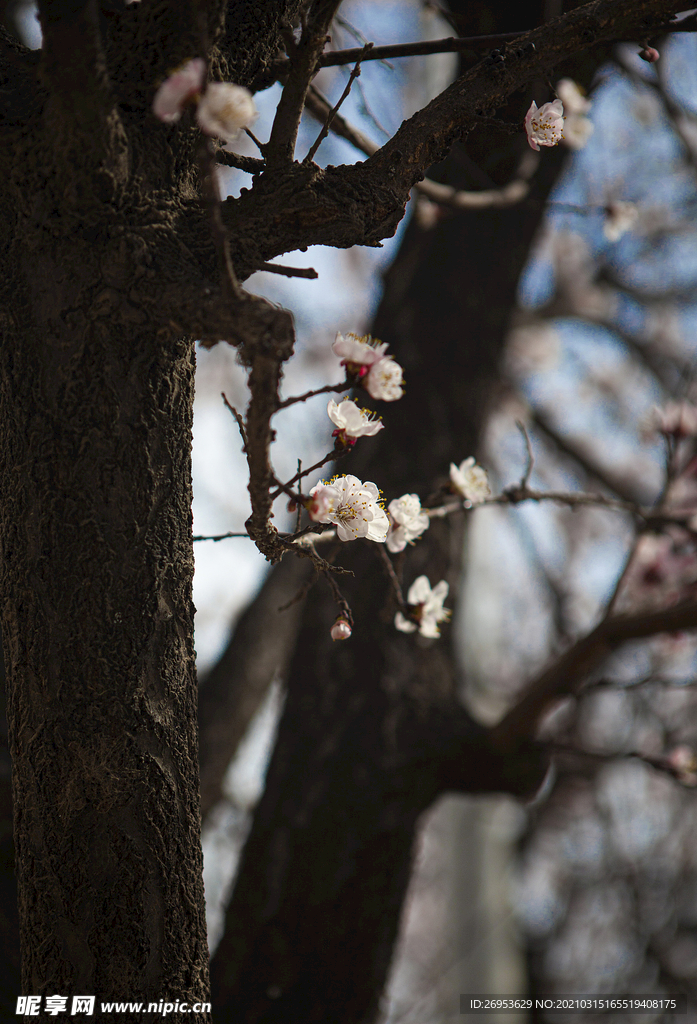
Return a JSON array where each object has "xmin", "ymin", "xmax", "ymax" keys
[{"xmin": 208, "ymin": 3, "xmax": 610, "ymax": 1020}]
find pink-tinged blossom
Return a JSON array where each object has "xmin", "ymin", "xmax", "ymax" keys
[
  {"xmin": 308, "ymin": 474, "xmax": 388, "ymax": 542},
  {"xmin": 603, "ymin": 201, "xmax": 638, "ymax": 242},
  {"xmin": 327, "ymin": 399, "xmax": 384, "ymax": 445},
  {"xmin": 330, "ymin": 617, "xmax": 352, "ymax": 641},
  {"xmin": 386, "ymin": 494, "xmax": 430, "ymax": 553},
  {"xmin": 153, "ymin": 58, "xmax": 206, "ymax": 123},
  {"xmin": 655, "ymin": 401, "xmax": 697, "ymax": 438},
  {"xmin": 196, "ymin": 83, "xmax": 256, "ymax": 143},
  {"xmin": 639, "ymin": 46, "xmax": 660, "ymax": 63},
  {"xmin": 332, "ymin": 332, "xmax": 388, "ymax": 369},
  {"xmin": 364, "ymin": 357, "xmax": 404, "ymax": 402},
  {"xmin": 449, "ymin": 457, "xmax": 491, "ymax": 504},
  {"xmin": 395, "ymin": 576, "xmax": 450, "ymax": 638},
  {"xmin": 524, "ymin": 99, "xmax": 564, "ymax": 151}
]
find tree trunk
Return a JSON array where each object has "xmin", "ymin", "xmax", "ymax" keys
[{"xmin": 0, "ymin": 234, "xmax": 209, "ymax": 1016}]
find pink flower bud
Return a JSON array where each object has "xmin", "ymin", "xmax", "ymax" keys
[
  {"xmin": 330, "ymin": 617, "xmax": 352, "ymax": 641},
  {"xmin": 639, "ymin": 47, "xmax": 660, "ymax": 63}
]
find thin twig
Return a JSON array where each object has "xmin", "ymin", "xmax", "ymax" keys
[
  {"xmin": 275, "ymin": 379, "xmax": 350, "ymax": 411},
  {"xmin": 222, "ymin": 392, "xmax": 248, "ymax": 448},
  {"xmin": 243, "ymin": 126, "xmax": 266, "ymax": 154},
  {"xmin": 377, "ymin": 546, "xmax": 407, "ymax": 611},
  {"xmin": 516, "ymin": 419, "xmax": 534, "ymax": 487},
  {"xmin": 305, "ymin": 43, "xmax": 373, "ymax": 164},
  {"xmin": 270, "ymin": 448, "xmax": 346, "ymax": 501},
  {"xmin": 215, "ymin": 150, "xmax": 265, "ymax": 174},
  {"xmin": 193, "ymin": 531, "xmax": 250, "ymax": 542},
  {"xmin": 258, "ymin": 262, "xmax": 318, "ymax": 279}
]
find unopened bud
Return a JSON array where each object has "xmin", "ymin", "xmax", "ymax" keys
[
  {"xmin": 639, "ymin": 46, "xmax": 660, "ymax": 63},
  {"xmin": 330, "ymin": 617, "xmax": 352, "ymax": 641}
]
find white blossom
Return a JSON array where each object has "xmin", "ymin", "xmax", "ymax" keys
[
  {"xmin": 562, "ymin": 115, "xmax": 594, "ymax": 150},
  {"xmin": 524, "ymin": 99, "xmax": 564, "ymax": 151},
  {"xmin": 330, "ymin": 617, "xmax": 352, "ymax": 641},
  {"xmin": 365, "ymin": 357, "xmax": 404, "ymax": 402},
  {"xmin": 386, "ymin": 494, "xmax": 430, "ymax": 553},
  {"xmin": 308, "ymin": 475, "xmax": 388, "ymax": 543},
  {"xmin": 327, "ymin": 399, "xmax": 384, "ymax": 443},
  {"xmin": 153, "ymin": 58, "xmax": 205, "ymax": 123},
  {"xmin": 395, "ymin": 576, "xmax": 450, "ymax": 638},
  {"xmin": 556, "ymin": 79, "xmax": 591, "ymax": 115},
  {"xmin": 196, "ymin": 83, "xmax": 256, "ymax": 143},
  {"xmin": 603, "ymin": 201, "xmax": 638, "ymax": 242},
  {"xmin": 332, "ymin": 332, "xmax": 388, "ymax": 368},
  {"xmin": 449, "ymin": 457, "xmax": 491, "ymax": 504}
]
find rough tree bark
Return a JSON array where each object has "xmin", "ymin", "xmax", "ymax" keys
[{"xmin": 0, "ymin": 1, "xmax": 305, "ymax": 1016}]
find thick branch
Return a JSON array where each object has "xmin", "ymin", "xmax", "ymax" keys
[
  {"xmin": 225, "ymin": 0, "xmax": 685, "ymax": 273},
  {"xmin": 266, "ymin": 0, "xmax": 343, "ymax": 169},
  {"xmin": 492, "ymin": 597, "xmax": 697, "ymax": 750}
]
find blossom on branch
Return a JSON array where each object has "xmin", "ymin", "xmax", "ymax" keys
[
  {"xmin": 524, "ymin": 99, "xmax": 564, "ymax": 151},
  {"xmin": 152, "ymin": 60, "xmax": 256, "ymax": 143},
  {"xmin": 327, "ymin": 399, "xmax": 384, "ymax": 446},
  {"xmin": 332, "ymin": 332, "xmax": 388, "ymax": 370},
  {"xmin": 196, "ymin": 83, "xmax": 257, "ymax": 143},
  {"xmin": 332, "ymin": 332, "xmax": 404, "ymax": 402},
  {"xmin": 330, "ymin": 617, "xmax": 352, "ymax": 641},
  {"xmin": 449, "ymin": 457, "xmax": 491, "ymax": 504},
  {"xmin": 308, "ymin": 475, "xmax": 388, "ymax": 542},
  {"xmin": 395, "ymin": 576, "xmax": 450, "ymax": 638},
  {"xmin": 153, "ymin": 58, "xmax": 206, "ymax": 123},
  {"xmin": 386, "ymin": 494, "xmax": 430, "ymax": 553},
  {"xmin": 365, "ymin": 357, "xmax": 404, "ymax": 402}
]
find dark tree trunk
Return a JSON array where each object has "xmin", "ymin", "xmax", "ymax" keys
[
  {"xmin": 210, "ymin": 5, "xmax": 569, "ymax": 1020},
  {"xmin": 0, "ymin": 240, "xmax": 210, "ymax": 1014},
  {"xmin": 209, "ymin": 1, "xmax": 622, "ymax": 1018}
]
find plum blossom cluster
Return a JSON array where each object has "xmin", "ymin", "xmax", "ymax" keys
[
  {"xmin": 333, "ymin": 332, "xmax": 404, "ymax": 402},
  {"xmin": 450, "ymin": 457, "xmax": 491, "ymax": 504},
  {"xmin": 308, "ymin": 474, "xmax": 389, "ymax": 542},
  {"xmin": 395, "ymin": 577, "xmax": 451, "ymax": 638},
  {"xmin": 153, "ymin": 58, "xmax": 256, "ymax": 143},
  {"xmin": 524, "ymin": 99, "xmax": 564, "ymax": 151}
]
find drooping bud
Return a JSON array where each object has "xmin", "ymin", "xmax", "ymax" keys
[
  {"xmin": 639, "ymin": 46, "xmax": 660, "ymax": 63},
  {"xmin": 330, "ymin": 617, "xmax": 352, "ymax": 641}
]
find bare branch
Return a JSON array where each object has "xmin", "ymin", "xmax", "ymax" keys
[
  {"xmin": 305, "ymin": 42, "xmax": 372, "ymax": 164},
  {"xmin": 492, "ymin": 597, "xmax": 697, "ymax": 750},
  {"xmin": 266, "ymin": 0, "xmax": 343, "ymax": 169},
  {"xmin": 227, "ymin": 0, "xmax": 687, "ymax": 273},
  {"xmin": 258, "ymin": 262, "xmax": 318, "ymax": 279}
]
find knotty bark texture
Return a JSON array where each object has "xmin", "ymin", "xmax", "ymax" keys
[{"xmin": 0, "ymin": 1, "xmax": 306, "ymax": 1017}]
